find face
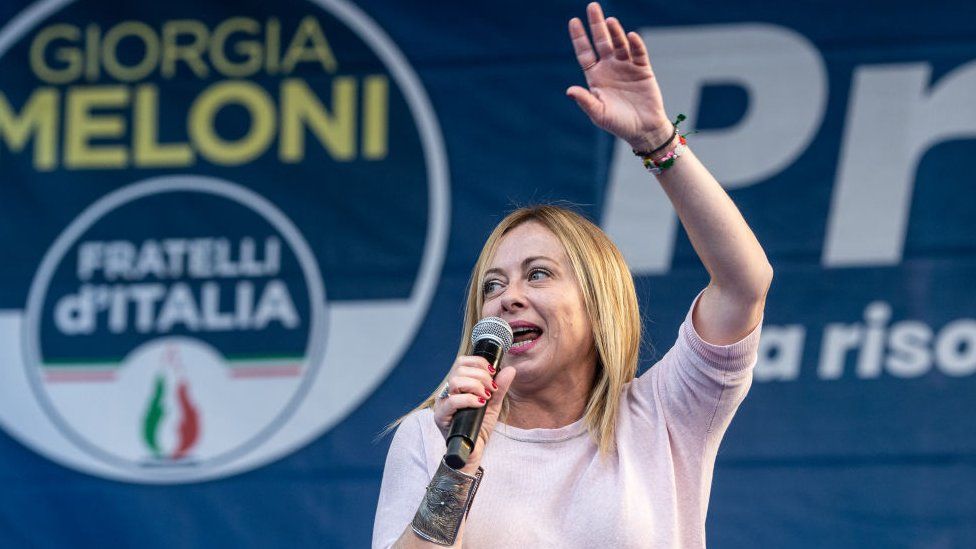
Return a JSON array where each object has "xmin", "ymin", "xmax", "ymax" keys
[{"xmin": 480, "ymin": 221, "xmax": 597, "ymax": 388}]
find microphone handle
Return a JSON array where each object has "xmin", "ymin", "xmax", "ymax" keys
[{"xmin": 444, "ymin": 341, "xmax": 503, "ymax": 470}]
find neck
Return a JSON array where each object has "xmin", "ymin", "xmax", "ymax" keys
[{"xmin": 503, "ymin": 362, "xmax": 596, "ymax": 430}]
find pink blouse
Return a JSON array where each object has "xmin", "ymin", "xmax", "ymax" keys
[{"xmin": 373, "ymin": 295, "xmax": 763, "ymax": 548}]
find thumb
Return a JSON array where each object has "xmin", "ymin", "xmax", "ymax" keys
[
  {"xmin": 566, "ymin": 85, "xmax": 604, "ymax": 122},
  {"xmin": 482, "ymin": 366, "xmax": 516, "ymax": 425}
]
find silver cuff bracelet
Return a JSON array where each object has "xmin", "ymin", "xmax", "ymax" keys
[{"xmin": 410, "ymin": 458, "xmax": 484, "ymax": 546}]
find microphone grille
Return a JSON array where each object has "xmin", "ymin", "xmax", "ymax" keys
[{"xmin": 471, "ymin": 317, "xmax": 514, "ymax": 352}]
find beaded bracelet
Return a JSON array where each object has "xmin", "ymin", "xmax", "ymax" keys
[
  {"xmin": 633, "ymin": 114, "xmax": 689, "ymax": 175},
  {"xmin": 642, "ymin": 135, "xmax": 687, "ymax": 175},
  {"xmin": 632, "ymin": 113, "xmax": 687, "ymax": 158}
]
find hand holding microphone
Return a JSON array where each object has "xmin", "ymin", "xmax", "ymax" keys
[{"xmin": 433, "ymin": 317, "xmax": 516, "ymax": 473}]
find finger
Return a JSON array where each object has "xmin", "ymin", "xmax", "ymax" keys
[
  {"xmin": 492, "ymin": 367, "xmax": 516, "ymax": 399},
  {"xmin": 606, "ymin": 17, "xmax": 631, "ymax": 61},
  {"xmin": 586, "ymin": 2, "xmax": 613, "ymax": 57},
  {"xmin": 433, "ymin": 392, "xmax": 484, "ymax": 438},
  {"xmin": 455, "ymin": 355, "xmax": 495, "ymax": 375},
  {"xmin": 627, "ymin": 31, "xmax": 650, "ymax": 67},
  {"xmin": 445, "ymin": 392, "xmax": 488, "ymax": 414},
  {"xmin": 481, "ymin": 367, "xmax": 517, "ymax": 421},
  {"xmin": 450, "ymin": 376, "xmax": 493, "ymax": 399},
  {"xmin": 455, "ymin": 365, "xmax": 494, "ymax": 391},
  {"xmin": 566, "ymin": 85, "xmax": 604, "ymax": 123},
  {"xmin": 568, "ymin": 17, "xmax": 598, "ymax": 70}
]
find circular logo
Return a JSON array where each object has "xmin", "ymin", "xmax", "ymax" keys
[
  {"xmin": 0, "ymin": 0, "xmax": 449, "ymax": 483},
  {"xmin": 24, "ymin": 176, "xmax": 327, "ymax": 479}
]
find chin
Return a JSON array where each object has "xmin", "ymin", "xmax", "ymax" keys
[{"xmin": 502, "ymin": 356, "xmax": 549, "ymax": 381}]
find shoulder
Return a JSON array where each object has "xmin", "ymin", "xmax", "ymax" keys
[
  {"xmin": 387, "ymin": 407, "xmax": 444, "ymax": 475},
  {"xmin": 390, "ymin": 407, "xmax": 438, "ymax": 447},
  {"xmin": 678, "ymin": 289, "xmax": 763, "ymax": 375},
  {"xmin": 623, "ymin": 291, "xmax": 763, "ymax": 412}
]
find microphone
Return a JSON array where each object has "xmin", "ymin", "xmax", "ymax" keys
[{"xmin": 445, "ymin": 316, "xmax": 513, "ymax": 470}]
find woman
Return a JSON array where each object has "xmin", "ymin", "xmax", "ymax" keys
[{"xmin": 373, "ymin": 3, "xmax": 773, "ymax": 547}]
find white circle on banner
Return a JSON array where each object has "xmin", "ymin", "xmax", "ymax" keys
[{"xmin": 0, "ymin": 0, "xmax": 449, "ymax": 483}]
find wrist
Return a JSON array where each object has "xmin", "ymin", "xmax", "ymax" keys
[
  {"xmin": 631, "ymin": 113, "xmax": 690, "ymax": 176},
  {"xmin": 647, "ymin": 136, "xmax": 681, "ymax": 163},
  {"xmin": 629, "ymin": 113, "xmax": 687, "ymax": 155},
  {"xmin": 411, "ymin": 459, "xmax": 484, "ymax": 546},
  {"xmin": 627, "ymin": 124, "xmax": 674, "ymax": 153},
  {"xmin": 639, "ymin": 135, "xmax": 688, "ymax": 176},
  {"xmin": 459, "ymin": 459, "xmax": 482, "ymax": 477}
]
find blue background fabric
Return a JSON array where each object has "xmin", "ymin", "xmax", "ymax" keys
[{"xmin": 0, "ymin": 0, "xmax": 974, "ymax": 547}]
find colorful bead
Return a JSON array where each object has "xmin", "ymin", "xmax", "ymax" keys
[
  {"xmin": 642, "ymin": 140, "xmax": 687, "ymax": 175},
  {"xmin": 636, "ymin": 116, "xmax": 690, "ymax": 175}
]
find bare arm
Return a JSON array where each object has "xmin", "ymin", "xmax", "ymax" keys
[
  {"xmin": 655, "ymin": 148, "xmax": 772, "ymax": 344},
  {"xmin": 566, "ymin": 2, "xmax": 772, "ymax": 344}
]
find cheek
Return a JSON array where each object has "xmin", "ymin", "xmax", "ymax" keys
[
  {"xmin": 568, "ymin": 309, "xmax": 593, "ymax": 347},
  {"xmin": 480, "ymin": 298, "xmax": 498, "ymax": 317},
  {"xmin": 547, "ymin": 306, "xmax": 585, "ymax": 343},
  {"xmin": 568, "ymin": 320, "xmax": 590, "ymax": 348}
]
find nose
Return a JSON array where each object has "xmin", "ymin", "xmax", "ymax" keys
[{"xmin": 499, "ymin": 280, "xmax": 525, "ymax": 313}]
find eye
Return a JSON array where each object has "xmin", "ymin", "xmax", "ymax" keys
[
  {"xmin": 528, "ymin": 268, "xmax": 551, "ymax": 281},
  {"xmin": 482, "ymin": 279, "xmax": 502, "ymax": 295}
]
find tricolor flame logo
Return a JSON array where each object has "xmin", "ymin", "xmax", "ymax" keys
[{"xmin": 141, "ymin": 347, "xmax": 200, "ymax": 460}]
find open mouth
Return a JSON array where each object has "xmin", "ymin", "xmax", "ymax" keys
[{"xmin": 510, "ymin": 324, "xmax": 543, "ymax": 350}]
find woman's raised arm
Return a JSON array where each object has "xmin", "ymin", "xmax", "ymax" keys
[{"xmin": 567, "ymin": 2, "xmax": 772, "ymax": 344}]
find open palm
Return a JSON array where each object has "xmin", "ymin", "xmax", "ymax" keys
[{"xmin": 566, "ymin": 3, "xmax": 672, "ymax": 151}]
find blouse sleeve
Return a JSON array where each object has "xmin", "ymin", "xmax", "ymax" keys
[
  {"xmin": 371, "ymin": 410, "xmax": 435, "ymax": 549},
  {"xmin": 628, "ymin": 290, "xmax": 763, "ymax": 445}
]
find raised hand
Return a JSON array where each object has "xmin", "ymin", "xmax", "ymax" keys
[{"xmin": 566, "ymin": 2, "xmax": 673, "ymax": 152}]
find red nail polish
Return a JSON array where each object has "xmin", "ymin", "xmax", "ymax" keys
[
  {"xmin": 491, "ymin": 381, "xmax": 498, "ymax": 390},
  {"xmin": 478, "ymin": 397, "xmax": 486, "ymax": 404},
  {"xmin": 486, "ymin": 391, "xmax": 492, "ymax": 398},
  {"xmin": 489, "ymin": 366, "xmax": 496, "ymax": 374}
]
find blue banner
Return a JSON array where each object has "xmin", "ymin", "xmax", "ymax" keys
[{"xmin": 1, "ymin": 0, "xmax": 974, "ymax": 546}]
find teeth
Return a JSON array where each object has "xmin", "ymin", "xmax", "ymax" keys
[{"xmin": 511, "ymin": 338, "xmax": 536, "ymax": 348}]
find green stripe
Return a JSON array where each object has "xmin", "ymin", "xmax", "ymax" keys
[{"xmin": 142, "ymin": 375, "xmax": 166, "ymax": 459}]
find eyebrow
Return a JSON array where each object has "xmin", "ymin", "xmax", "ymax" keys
[{"xmin": 483, "ymin": 255, "xmax": 557, "ymax": 278}]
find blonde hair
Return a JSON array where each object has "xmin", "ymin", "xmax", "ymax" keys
[{"xmin": 396, "ymin": 205, "xmax": 641, "ymax": 454}]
